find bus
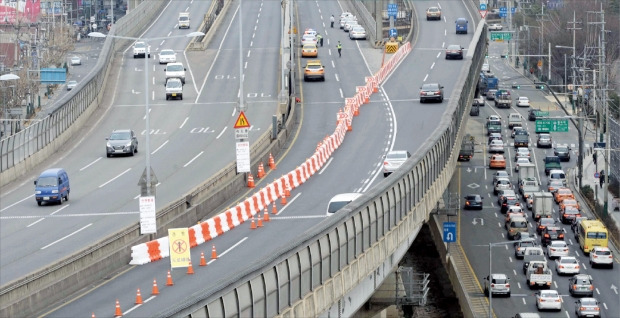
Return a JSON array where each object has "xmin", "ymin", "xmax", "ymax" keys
[{"xmin": 577, "ymin": 220, "xmax": 608, "ymax": 254}]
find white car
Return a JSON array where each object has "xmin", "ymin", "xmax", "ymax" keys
[
  {"xmin": 515, "ymin": 147, "xmax": 531, "ymax": 161},
  {"xmin": 535, "ymin": 290, "xmax": 562, "ymax": 311},
  {"xmin": 489, "ymin": 140, "xmax": 505, "ymax": 153},
  {"xmin": 546, "ymin": 240, "xmax": 569, "ymax": 259},
  {"xmin": 483, "ymin": 273, "xmax": 511, "ymax": 297},
  {"xmin": 488, "ymin": 23, "xmax": 503, "ymax": 31},
  {"xmin": 589, "ymin": 246, "xmax": 613, "ymax": 268},
  {"xmin": 326, "ymin": 193, "xmax": 362, "ymax": 216},
  {"xmin": 517, "ymin": 96, "xmax": 530, "ymax": 107},
  {"xmin": 383, "ymin": 150, "xmax": 411, "ymax": 177},
  {"xmin": 487, "ymin": 114, "xmax": 501, "ymax": 123},
  {"xmin": 344, "ymin": 20, "xmax": 359, "ymax": 32},
  {"xmin": 555, "ymin": 256, "xmax": 580, "ymax": 275},
  {"xmin": 70, "ymin": 56, "xmax": 81, "ymax": 65},
  {"xmin": 493, "ymin": 171, "xmax": 509, "ymax": 184},
  {"xmin": 303, "ymin": 28, "xmax": 317, "ymax": 37},
  {"xmin": 158, "ymin": 49, "xmax": 177, "ymax": 64},
  {"xmin": 511, "ymin": 126, "xmax": 524, "ymax": 138},
  {"xmin": 481, "ymin": 63, "xmax": 490, "ymax": 72},
  {"xmin": 515, "ymin": 158, "xmax": 531, "ymax": 171},
  {"xmin": 494, "ymin": 178, "xmax": 512, "ymax": 194},
  {"xmin": 349, "ymin": 26, "xmax": 366, "ymax": 40},
  {"xmin": 66, "ymin": 80, "xmax": 77, "ymax": 90},
  {"xmin": 340, "ymin": 16, "xmax": 356, "ymax": 29},
  {"xmin": 301, "ymin": 34, "xmax": 317, "ymax": 46}
]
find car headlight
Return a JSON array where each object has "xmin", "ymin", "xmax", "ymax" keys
[
  {"xmin": 126, "ymin": 142, "xmax": 132, "ymax": 147},
  {"xmin": 52, "ymin": 190, "xmax": 59, "ymax": 193},
  {"xmin": 107, "ymin": 142, "xmax": 112, "ymax": 148},
  {"xmin": 35, "ymin": 191, "xmax": 41, "ymax": 194}
]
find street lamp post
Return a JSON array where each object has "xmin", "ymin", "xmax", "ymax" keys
[
  {"xmin": 0, "ymin": 74, "xmax": 20, "ymax": 137},
  {"xmin": 88, "ymin": 31, "xmax": 204, "ymax": 197},
  {"xmin": 487, "ymin": 239, "xmax": 529, "ymax": 318}
]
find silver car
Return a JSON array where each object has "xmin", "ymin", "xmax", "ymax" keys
[
  {"xmin": 494, "ymin": 178, "xmax": 512, "ymax": 195},
  {"xmin": 66, "ymin": 80, "xmax": 78, "ymax": 90},
  {"xmin": 575, "ymin": 297, "xmax": 600, "ymax": 318},
  {"xmin": 106, "ymin": 129, "xmax": 138, "ymax": 157},
  {"xmin": 70, "ymin": 56, "xmax": 81, "ymax": 65},
  {"xmin": 383, "ymin": 150, "xmax": 411, "ymax": 177},
  {"xmin": 349, "ymin": 26, "xmax": 366, "ymax": 40},
  {"xmin": 537, "ymin": 133, "xmax": 552, "ymax": 148},
  {"xmin": 158, "ymin": 49, "xmax": 177, "ymax": 64},
  {"xmin": 489, "ymin": 140, "xmax": 505, "ymax": 153},
  {"xmin": 515, "ymin": 147, "xmax": 531, "ymax": 161},
  {"xmin": 484, "ymin": 273, "xmax": 510, "ymax": 297}
]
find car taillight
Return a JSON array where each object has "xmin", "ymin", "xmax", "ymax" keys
[
  {"xmin": 544, "ymin": 234, "xmax": 550, "ymax": 238},
  {"xmin": 576, "ymin": 265, "xmax": 580, "ymax": 269},
  {"xmin": 505, "ymin": 283, "xmax": 510, "ymax": 287},
  {"xmin": 466, "ymin": 202, "xmax": 470, "ymax": 205},
  {"xmin": 491, "ymin": 283, "xmax": 495, "ymax": 287},
  {"xmin": 580, "ymin": 307, "xmax": 586, "ymax": 311},
  {"xmin": 559, "ymin": 233, "xmax": 564, "ymax": 239},
  {"xmin": 573, "ymin": 285, "xmax": 577, "ymax": 290},
  {"xmin": 383, "ymin": 161, "xmax": 388, "ymax": 165},
  {"xmin": 589, "ymin": 285, "xmax": 594, "ymax": 290},
  {"xmin": 435, "ymin": 91, "xmax": 441, "ymax": 94},
  {"xmin": 555, "ymin": 299, "xmax": 561, "ymax": 302}
]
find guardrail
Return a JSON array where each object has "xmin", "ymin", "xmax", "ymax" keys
[
  {"xmin": 187, "ymin": 0, "xmax": 226, "ymax": 51},
  {"xmin": 0, "ymin": 0, "xmax": 171, "ymax": 187},
  {"xmin": 156, "ymin": 18, "xmax": 487, "ymax": 318}
]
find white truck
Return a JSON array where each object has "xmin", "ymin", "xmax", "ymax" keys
[
  {"xmin": 508, "ymin": 113, "xmax": 522, "ymax": 128},
  {"xmin": 525, "ymin": 260, "xmax": 553, "ymax": 289},
  {"xmin": 133, "ymin": 41, "xmax": 151, "ymax": 58},
  {"xmin": 178, "ymin": 12, "xmax": 190, "ymax": 29},
  {"xmin": 164, "ymin": 62, "xmax": 187, "ymax": 84},
  {"xmin": 531, "ymin": 192, "xmax": 553, "ymax": 220},
  {"xmin": 520, "ymin": 177, "xmax": 540, "ymax": 208}
]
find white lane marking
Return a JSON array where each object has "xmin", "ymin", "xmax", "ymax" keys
[
  {"xmin": 513, "ymin": 269, "xmax": 517, "ymax": 276},
  {"xmin": 275, "ymin": 193, "xmax": 301, "ymax": 216},
  {"xmin": 319, "ymin": 158, "xmax": 334, "ymax": 174},
  {"xmin": 423, "ymin": 74, "xmax": 428, "ymax": 81},
  {"xmin": 0, "ymin": 195, "xmax": 34, "ymax": 212},
  {"xmin": 216, "ymin": 127, "xmax": 227, "ymax": 139},
  {"xmin": 41, "ymin": 223, "xmax": 92, "ymax": 249},
  {"xmin": 183, "ymin": 151, "xmax": 204, "ymax": 167},
  {"xmin": 50, "ymin": 205, "xmax": 70, "ymax": 216},
  {"xmin": 207, "ymin": 237, "xmax": 248, "ymax": 265},
  {"xmin": 430, "ymin": 62, "xmax": 435, "ymax": 69},
  {"xmin": 331, "ymin": 60, "xmax": 335, "ymax": 68},
  {"xmin": 437, "ymin": 3, "xmax": 442, "ymax": 9},
  {"xmin": 522, "ymin": 298, "xmax": 526, "ymax": 305},
  {"xmin": 196, "ymin": 5, "xmax": 240, "ymax": 102},
  {"xmin": 27, "ymin": 218, "xmax": 44, "ymax": 227},
  {"xmin": 603, "ymin": 303, "xmax": 608, "ymax": 309},
  {"xmin": 3, "ymin": 211, "xmax": 140, "ymax": 219},
  {"xmin": 179, "ymin": 117, "xmax": 189, "ymax": 129},
  {"xmin": 124, "ymin": 303, "xmax": 142, "ymax": 315},
  {"xmin": 517, "ymin": 282, "xmax": 521, "ymax": 289},
  {"xmin": 595, "ymin": 288, "xmax": 600, "ymax": 295},
  {"xmin": 335, "ymin": 74, "xmax": 339, "ymax": 81},
  {"xmin": 99, "ymin": 168, "xmax": 131, "ymax": 188},
  {"xmin": 271, "ymin": 215, "xmax": 327, "ymax": 220},
  {"xmin": 436, "ymin": 52, "xmax": 441, "ymax": 58},
  {"xmin": 444, "ymin": 29, "xmax": 446, "ymax": 36},
  {"xmin": 80, "ymin": 157, "xmax": 102, "ymax": 171},
  {"xmin": 152, "ymin": 90, "xmax": 154, "ymax": 101},
  {"xmin": 250, "ymin": 40, "xmax": 253, "ymax": 47},
  {"xmin": 247, "ymin": 50, "xmax": 251, "ymax": 58},
  {"xmin": 143, "ymin": 108, "xmax": 152, "ymax": 120},
  {"xmin": 339, "ymin": 89, "xmax": 344, "ymax": 98},
  {"xmin": 151, "ymin": 140, "xmax": 168, "ymax": 155},
  {"xmin": 244, "ymin": 61, "xmax": 248, "ymax": 69}
]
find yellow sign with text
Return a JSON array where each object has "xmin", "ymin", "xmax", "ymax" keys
[{"xmin": 168, "ymin": 228, "xmax": 191, "ymax": 268}]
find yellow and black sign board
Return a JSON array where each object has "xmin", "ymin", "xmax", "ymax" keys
[{"xmin": 385, "ymin": 42, "xmax": 399, "ymax": 53}]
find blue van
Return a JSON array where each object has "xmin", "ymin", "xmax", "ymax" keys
[
  {"xmin": 456, "ymin": 18, "xmax": 468, "ymax": 34},
  {"xmin": 34, "ymin": 168, "xmax": 70, "ymax": 206}
]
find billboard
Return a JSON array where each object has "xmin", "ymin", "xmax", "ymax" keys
[{"xmin": 0, "ymin": 0, "xmax": 40, "ymax": 24}]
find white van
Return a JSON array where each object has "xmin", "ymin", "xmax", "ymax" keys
[
  {"xmin": 165, "ymin": 62, "xmax": 187, "ymax": 84},
  {"xmin": 326, "ymin": 193, "xmax": 362, "ymax": 216},
  {"xmin": 548, "ymin": 169, "xmax": 567, "ymax": 186}
]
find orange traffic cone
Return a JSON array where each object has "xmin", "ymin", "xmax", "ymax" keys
[
  {"xmin": 166, "ymin": 270, "xmax": 174, "ymax": 286},
  {"xmin": 250, "ymin": 216, "xmax": 257, "ymax": 229},
  {"xmin": 285, "ymin": 182, "xmax": 291, "ymax": 197},
  {"xmin": 211, "ymin": 245, "xmax": 218, "ymax": 259},
  {"xmin": 257, "ymin": 162, "xmax": 265, "ymax": 178},
  {"xmin": 114, "ymin": 299, "xmax": 122, "ymax": 317},
  {"xmin": 263, "ymin": 207, "xmax": 270, "ymax": 222},
  {"xmin": 280, "ymin": 192, "xmax": 287, "ymax": 205},
  {"xmin": 269, "ymin": 153, "xmax": 276, "ymax": 170},
  {"xmin": 200, "ymin": 252, "xmax": 207, "ymax": 266},
  {"xmin": 135, "ymin": 288, "xmax": 143, "ymax": 304},
  {"xmin": 151, "ymin": 279, "xmax": 159, "ymax": 295},
  {"xmin": 354, "ymin": 106, "xmax": 359, "ymax": 116},
  {"xmin": 272, "ymin": 201, "xmax": 278, "ymax": 214},
  {"xmin": 187, "ymin": 261, "xmax": 194, "ymax": 275},
  {"xmin": 257, "ymin": 216, "xmax": 264, "ymax": 227},
  {"xmin": 247, "ymin": 173, "xmax": 255, "ymax": 188}
]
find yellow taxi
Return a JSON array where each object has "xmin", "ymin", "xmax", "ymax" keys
[
  {"xmin": 554, "ymin": 187, "xmax": 575, "ymax": 203},
  {"xmin": 489, "ymin": 154, "xmax": 506, "ymax": 169},
  {"xmin": 302, "ymin": 44, "xmax": 318, "ymax": 58},
  {"xmin": 304, "ymin": 60, "xmax": 325, "ymax": 81}
]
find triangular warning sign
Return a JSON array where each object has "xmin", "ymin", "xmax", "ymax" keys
[
  {"xmin": 480, "ymin": 10, "xmax": 487, "ymax": 19},
  {"xmin": 234, "ymin": 111, "xmax": 251, "ymax": 128}
]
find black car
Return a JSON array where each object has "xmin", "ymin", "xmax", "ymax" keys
[
  {"xmin": 106, "ymin": 129, "xmax": 138, "ymax": 157},
  {"xmin": 537, "ymin": 217, "xmax": 555, "ymax": 234},
  {"xmin": 445, "ymin": 44, "xmax": 464, "ymax": 60},
  {"xmin": 528, "ymin": 108, "xmax": 541, "ymax": 121},
  {"xmin": 464, "ymin": 194, "xmax": 483, "ymax": 210},
  {"xmin": 541, "ymin": 226, "xmax": 564, "ymax": 246},
  {"xmin": 500, "ymin": 196, "xmax": 520, "ymax": 214},
  {"xmin": 554, "ymin": 145, "xmax": 571, "ymax": 161},
  {"xmin": 560, "ymin": 206, "xmax": 581, "ymax": 224},
  {"xmin": 419, "ymin": 83, "xmax": 444, "ymax": 103},
  {"xmin": 470, "ymin": 105, "xmax": 480, "ymax": 116}
]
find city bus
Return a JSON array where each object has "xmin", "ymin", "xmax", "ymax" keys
[{"xmin": 577, "ymin": 220, "xmax": 608, "ymax": 254}]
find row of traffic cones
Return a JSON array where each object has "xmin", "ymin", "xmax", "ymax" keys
[
  {"xmin": 105, "ymin": 245, "xmax": 220, "ymax": 317},
  {"xmin": 250, "ymin": 207, "xmax": 272, "ymax": 229},
  {"xmin": 247, "ymin": 153, "xmax": 277, "ymax": 188}
]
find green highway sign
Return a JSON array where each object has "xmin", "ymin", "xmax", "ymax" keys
[
  {"xmin": 535, "ymin": 119, "xmax": 569, "ymax": 133},
  {"xmin": 490, "ymin": 32, "xmax": 512, "ymax": 41},
  {"xmin": 535, "ymin": 111, "xmax": 550, "ymax": 116}
]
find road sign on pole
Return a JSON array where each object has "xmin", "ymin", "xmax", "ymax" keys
[
  {"xmin": 443, "ymin": 222, "xmax": 457, "ymax": 242},
  {"xmin": 490, "ymin": 32, "xmax": 512, "ymax": 41},
  {"xmin": 389, "ymin": 28, "xmax": 397, "ymax": 38},
  {"xmin": 535, "ymin": 119, "xmax": 570, "ymax": 133},
  {"xmin": 233, "ymin": 111, "xmax": 250, "ymax": 129},
  {"xmin": 139, "ymin": 196, "xmax": 156, "ymax": 234},
  {"xmin": 235, "ymin": 141, "xmax": 251, "ymax": 173},
  {"xmin": 387, "ymin": 3, "xmax": 398, "ymax": 18}
]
